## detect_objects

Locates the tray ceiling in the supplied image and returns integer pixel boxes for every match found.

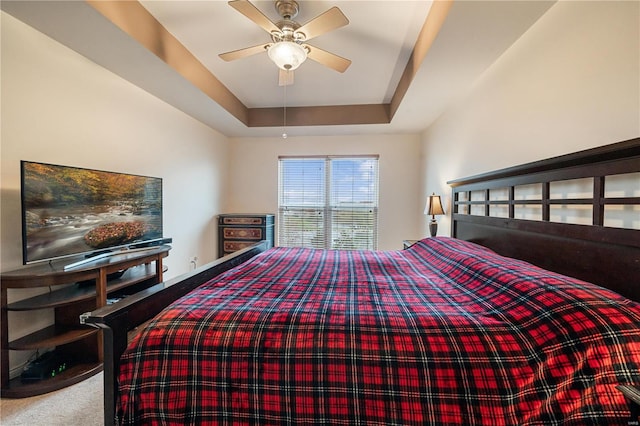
[1,0,556,137]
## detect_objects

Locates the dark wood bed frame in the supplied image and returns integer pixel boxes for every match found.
[83,137,640,425]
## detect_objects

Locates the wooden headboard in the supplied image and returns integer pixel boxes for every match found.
[448,138,640,303]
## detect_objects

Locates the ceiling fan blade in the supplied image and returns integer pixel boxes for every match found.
[228,0,280,35]
[295,7,349,41]
[219,43,271,62]
[305,44,351,73]
[279,69,294,86]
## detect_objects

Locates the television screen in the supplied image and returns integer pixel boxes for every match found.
[21,161,163,264]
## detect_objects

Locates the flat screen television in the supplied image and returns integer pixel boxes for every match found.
[21,161,164,268]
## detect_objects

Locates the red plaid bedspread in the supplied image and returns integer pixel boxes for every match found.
[117,237,640,425]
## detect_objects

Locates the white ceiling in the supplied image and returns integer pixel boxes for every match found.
[2,0,556,138]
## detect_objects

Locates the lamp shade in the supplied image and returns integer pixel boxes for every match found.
[424,193,445,217]
[268,41,307,71]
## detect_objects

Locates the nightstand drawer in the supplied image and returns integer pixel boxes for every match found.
[221,216,265,225]
[223,241,260,254]
[222,227,263,240]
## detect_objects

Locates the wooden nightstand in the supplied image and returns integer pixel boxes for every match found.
[218,214,274,258]
[403,240,418,249]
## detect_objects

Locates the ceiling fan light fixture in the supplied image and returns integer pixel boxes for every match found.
[268,41,307,71]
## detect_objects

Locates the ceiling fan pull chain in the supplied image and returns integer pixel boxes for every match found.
[282,79,288,139]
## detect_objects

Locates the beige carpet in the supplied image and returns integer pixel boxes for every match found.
[0,372,103,425]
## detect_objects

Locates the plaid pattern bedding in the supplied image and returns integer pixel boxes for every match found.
[117,237,640,425]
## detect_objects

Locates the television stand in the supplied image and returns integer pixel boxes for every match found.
[0,245,170,398]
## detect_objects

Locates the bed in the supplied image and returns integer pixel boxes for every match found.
[83,138,640,425]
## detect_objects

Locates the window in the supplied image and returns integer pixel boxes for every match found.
[278,156,379,250]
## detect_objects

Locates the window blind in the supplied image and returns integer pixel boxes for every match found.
[278,156,379,250]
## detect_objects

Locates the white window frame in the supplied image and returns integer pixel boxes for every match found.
[278,155,379,250]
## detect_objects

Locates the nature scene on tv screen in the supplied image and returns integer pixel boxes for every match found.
[22,162,162,263]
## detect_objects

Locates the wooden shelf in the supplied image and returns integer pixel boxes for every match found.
[1,361,102,398]
[6,263,160,311]
[8,325,98,351]
[1,245,170,398]
[105,263,167,296]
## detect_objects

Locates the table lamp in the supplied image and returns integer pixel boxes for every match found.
[425,193,445,237]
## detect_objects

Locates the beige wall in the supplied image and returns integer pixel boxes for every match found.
[226,134,423,249]
[420,0,640,237]
[1,13,229,372]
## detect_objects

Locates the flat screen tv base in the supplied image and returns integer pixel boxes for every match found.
[62,237,173,271]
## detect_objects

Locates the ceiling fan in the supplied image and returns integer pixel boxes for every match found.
[219,0,351,86]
